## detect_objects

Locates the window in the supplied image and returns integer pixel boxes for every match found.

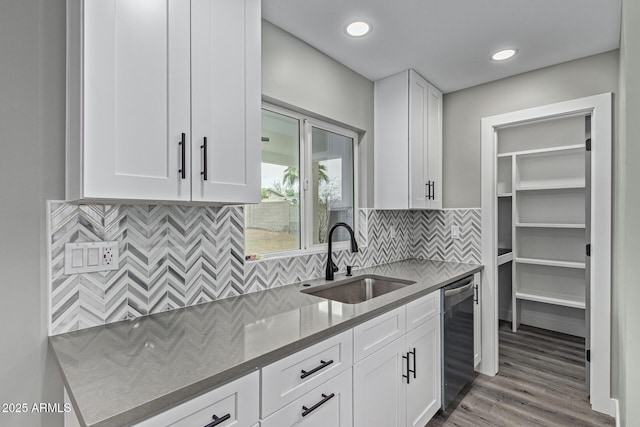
[245,106,357,256]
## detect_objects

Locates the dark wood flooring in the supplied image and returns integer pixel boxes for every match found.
[429,322,615,427]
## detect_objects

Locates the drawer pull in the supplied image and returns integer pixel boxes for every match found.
[300,359,334,379]
[204,413,230,427]
[301,393,335,417]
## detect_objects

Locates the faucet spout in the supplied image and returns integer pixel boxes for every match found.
[325,222,359,281]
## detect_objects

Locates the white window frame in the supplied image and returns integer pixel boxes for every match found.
[253,103,359,259]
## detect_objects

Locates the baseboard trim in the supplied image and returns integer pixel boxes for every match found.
[612,398,620,426]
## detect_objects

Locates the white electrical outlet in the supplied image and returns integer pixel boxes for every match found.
[64,242,119,274]
[451,225,461,240]
[390,225,396,239]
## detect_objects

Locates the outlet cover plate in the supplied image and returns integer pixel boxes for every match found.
[451,225,461,239]
[64,242,119,274]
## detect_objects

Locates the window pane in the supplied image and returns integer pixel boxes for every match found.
[311,126,355,245]
[245,110,301,255]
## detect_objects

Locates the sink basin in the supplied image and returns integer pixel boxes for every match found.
[301,275,416,304]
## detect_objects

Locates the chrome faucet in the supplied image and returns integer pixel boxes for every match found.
[325,222,359,281]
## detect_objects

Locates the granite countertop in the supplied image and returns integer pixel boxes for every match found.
[49,258,483,427]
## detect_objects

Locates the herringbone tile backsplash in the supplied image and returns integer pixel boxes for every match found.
[48,202,480,335]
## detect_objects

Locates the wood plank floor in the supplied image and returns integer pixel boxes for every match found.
[428,322,614,427]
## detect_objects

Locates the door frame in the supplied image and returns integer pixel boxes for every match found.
[479,93,613,416]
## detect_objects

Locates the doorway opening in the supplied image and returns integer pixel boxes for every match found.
[479,93,613,416]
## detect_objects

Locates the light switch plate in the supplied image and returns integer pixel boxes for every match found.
[64,242,119,274]
[451,225,461,239]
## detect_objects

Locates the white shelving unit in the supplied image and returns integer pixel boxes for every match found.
[516,223,585,229]
[483,94,613,414]
[496,116,587,333]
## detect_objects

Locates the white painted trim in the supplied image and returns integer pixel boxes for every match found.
[613,398,620,427]
[480,93,613,415]
[46,200,53,337]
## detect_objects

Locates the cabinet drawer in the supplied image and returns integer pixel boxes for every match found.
[261,368,352,427]
[353,306,406,363]
[406,291,440,331]
[261,330,352,418]
[134,371,259,427]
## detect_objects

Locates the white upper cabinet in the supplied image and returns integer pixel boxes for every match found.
[374,70,443,210]
[66,0,261,204]
[191,0,261,203]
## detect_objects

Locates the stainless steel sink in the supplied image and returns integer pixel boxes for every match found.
[301,275,415,304]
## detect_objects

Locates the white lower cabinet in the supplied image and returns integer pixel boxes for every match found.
[353,306,406,363]
[353,304,441,427]
[353,335,407,427]
[134,371,259,427]
[261,330,352,418]
[406,316,441,427]
[261,368,353,427]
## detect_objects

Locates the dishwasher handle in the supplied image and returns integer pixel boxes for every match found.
[444,281,473,298]
[442,276,474,311]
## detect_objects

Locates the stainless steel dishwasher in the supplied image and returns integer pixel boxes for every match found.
[441,275,475,411]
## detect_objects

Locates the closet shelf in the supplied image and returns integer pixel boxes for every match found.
[498,250,513,266]
[515,257,585,269]
[497,143,585,158]
[515,291,586,310]
[515,184,585,191]
[497,193,512,198]
[515,222,585,229]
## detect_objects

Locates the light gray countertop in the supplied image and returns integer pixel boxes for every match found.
[49,258,482,427]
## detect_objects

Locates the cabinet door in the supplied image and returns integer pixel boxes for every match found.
[261,368,352,427]
[353,338,406,427]
[405,316,441,427]
[82,0,191,201]
[408,70,429,209]
[191,0,261,204]
[426,83,443,209]
[474,272,482,367]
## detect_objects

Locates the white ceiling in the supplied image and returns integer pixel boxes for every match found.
[262,0,621,93]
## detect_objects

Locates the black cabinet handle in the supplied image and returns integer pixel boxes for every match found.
[300,359,334,379]
[432,181,436,200]
[410,348,416,379]
[301,393,335,417]
[402,352,410,384]
[204,413,230,427]
[474,284,479,304]
[201,137,208,181]
[178,133,186,179]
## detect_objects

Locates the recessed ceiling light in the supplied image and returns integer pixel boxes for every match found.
[491,49,517,61]
[345,21,371,37]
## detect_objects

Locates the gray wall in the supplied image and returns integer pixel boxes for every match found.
[0,0,66,426]
[442,50,619,208]
[262,20,375,208]
[615,0,640,423]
